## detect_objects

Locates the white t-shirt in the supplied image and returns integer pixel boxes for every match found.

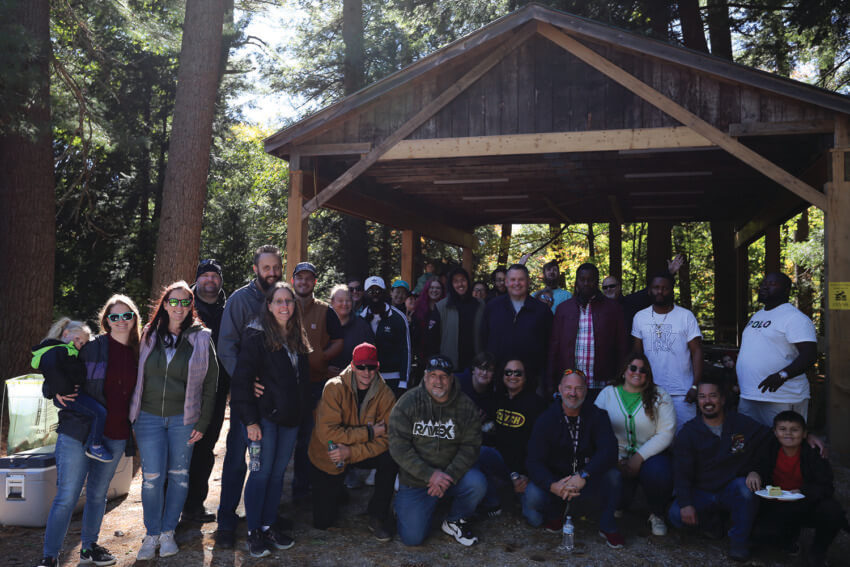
[632,305,702,395]
[737,302,816,403]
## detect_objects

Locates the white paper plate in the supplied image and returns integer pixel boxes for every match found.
[755,488,805,501]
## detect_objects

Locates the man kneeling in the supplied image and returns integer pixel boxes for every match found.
[389,355,485,546]
[308,343,398,541]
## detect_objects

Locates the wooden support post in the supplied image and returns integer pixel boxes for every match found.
[646,221,672,275]
[827,116,850,463]
[401,230,416,286]
[713,221,738,344]
[609,222,622,281]
[497,224,512,267]
[462,246,474,276]
[764,225,781,273]
[736,243,750,342]
[286,158,308,278]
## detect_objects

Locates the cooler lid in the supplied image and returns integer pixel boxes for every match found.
[0,452,56,469]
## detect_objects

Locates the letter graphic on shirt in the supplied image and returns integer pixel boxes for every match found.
[647,323,675,353]
[412,419,456,439]
[495,409,526,428]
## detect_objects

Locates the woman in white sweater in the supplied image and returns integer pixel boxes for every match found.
[594,352,676,536]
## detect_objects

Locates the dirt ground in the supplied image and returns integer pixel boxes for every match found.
[4,411,850,567]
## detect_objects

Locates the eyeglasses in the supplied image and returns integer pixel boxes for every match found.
[628,364,649,374]
[562,368,587,378]
[601,284,619,290]
[167,298,193,307]
[474,364,494,373]
[349,285,363,292]
[504,369,524,377]
[366,288,383,295]
[107,311,135,322]
[355,364,378,371]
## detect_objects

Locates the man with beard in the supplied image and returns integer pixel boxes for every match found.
[486,267,507,302]
[533,260,572,313]
[524,370,621,547]
[183,259,228,522]
[668,377,769,562]
[290,262,344,503]
[482,264,552,388]
[736,272,817,427]
[632,271,703,429]
[361,276,411,396]
[215,245,283,547]
[547,263,628,400]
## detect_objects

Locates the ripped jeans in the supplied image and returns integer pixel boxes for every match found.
[133,411,196,535]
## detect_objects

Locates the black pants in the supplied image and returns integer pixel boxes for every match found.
[293,382,323,499]
[184,375,229,512]
[309,451,398,529]
[756,497,848,554]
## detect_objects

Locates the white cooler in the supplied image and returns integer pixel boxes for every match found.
[0,444,133,527]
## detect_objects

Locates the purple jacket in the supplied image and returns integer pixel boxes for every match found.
[547,294,628,394]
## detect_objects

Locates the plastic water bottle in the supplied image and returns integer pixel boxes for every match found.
[328,440,344,469]
[248,440,261,472]
[561,515,575,552]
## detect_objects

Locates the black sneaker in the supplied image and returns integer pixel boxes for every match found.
[368,516,392,543]
[247,530,271,558]
[36,558,57,567]
[263,526,295,550]
[441,518,478,546]
[214,528,235,549]
[80,542,116,566]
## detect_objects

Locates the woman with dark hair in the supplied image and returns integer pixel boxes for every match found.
[436,267,484,372]
[477,359,546,517]
[411,278,444,362]
[594,353,676,537]
[37,295,142,567]
[130,281,218,560]
[230,281,311,557]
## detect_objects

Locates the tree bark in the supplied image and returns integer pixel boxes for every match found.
[678,0,708,53]
[706,0,733,60]
[0,0,55,380]
[497,223,513,266]
[794,209,813,318]
[150,0,225,295]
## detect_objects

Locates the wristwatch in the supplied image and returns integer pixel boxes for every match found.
[778,370,790,380]
[578,470,590,480]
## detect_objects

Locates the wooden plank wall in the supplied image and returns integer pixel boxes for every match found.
[307,35,833,147]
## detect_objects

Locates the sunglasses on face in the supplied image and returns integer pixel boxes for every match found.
[474,365,494,373]
[504,369,524,377]
[167,298,192,307]
[349,285,363,292]
[366,288,383,295]
[628,364,649,374]
[107,311,135,322]
[601,284,619,290]
[355,364,378,371]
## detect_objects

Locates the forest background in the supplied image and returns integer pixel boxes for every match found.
[1,0,848,383]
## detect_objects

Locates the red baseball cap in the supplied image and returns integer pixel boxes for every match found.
[351,343,379,367]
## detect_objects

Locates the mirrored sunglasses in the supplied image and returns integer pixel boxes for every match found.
[107,311,135,322]
[167,298,192,307]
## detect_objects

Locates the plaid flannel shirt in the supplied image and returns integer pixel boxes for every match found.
[575,302,598,387]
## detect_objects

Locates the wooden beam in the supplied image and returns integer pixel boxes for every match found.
[537,23,828,211]
[764,225,781,273]
[543,196,574,224]
[728,119,834,138]
[735,242,750,342]
[734,191,806,248]
[326,189,475,249]
[401,230,416,286]
[379,127,714,160]
[647,221,672,274]
[462,246,474,275]
[301,22,537,218]
[291,142,371,157]
[285,165,308,278]
[827,115,850,463]
[607,194,624,225]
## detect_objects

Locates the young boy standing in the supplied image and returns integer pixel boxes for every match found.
[746,411,848,566]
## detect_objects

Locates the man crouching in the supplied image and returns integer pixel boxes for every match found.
[308,342,397,541]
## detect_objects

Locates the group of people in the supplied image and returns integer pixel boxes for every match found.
[30,245,847,566]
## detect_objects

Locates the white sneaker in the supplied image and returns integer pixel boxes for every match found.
[613,509,624,518]
[365,468,377,486]
[649,514,667,536]
[137,535,159,561]
[159,530,179,557]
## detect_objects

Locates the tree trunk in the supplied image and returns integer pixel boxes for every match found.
[150,0,225,295]
[706,0,733,60]
[587,223,596,259]
[794,209,813,318]
[497,224,512,266]
[0,0,55,381]
[712,221,737,343]
[678,0,708,53]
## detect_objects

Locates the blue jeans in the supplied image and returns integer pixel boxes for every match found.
[64,393,108,450]
[611,453,673,517]
[43,433,126,558]
[243,419,298,531]
[523,468,620,533]
[668,476,758,546]
[477,445,526,510]
[217,413,247,531]
[133,411,195,535]
[394,468,487,546]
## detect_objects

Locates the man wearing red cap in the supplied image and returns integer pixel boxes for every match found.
[308,343,398,541]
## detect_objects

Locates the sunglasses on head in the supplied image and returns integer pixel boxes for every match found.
[167,298,192,307]
[107,311,135,322]
[355,364,378,371]
[628,364,648,374]
[504,369,524,377]
[601,284,619,290]
[562,368,587,378]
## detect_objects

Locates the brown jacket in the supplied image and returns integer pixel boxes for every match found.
[308,365,396,475]
[299,295,332,383]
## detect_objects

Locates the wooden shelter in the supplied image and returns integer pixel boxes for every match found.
[265,4,850,459]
